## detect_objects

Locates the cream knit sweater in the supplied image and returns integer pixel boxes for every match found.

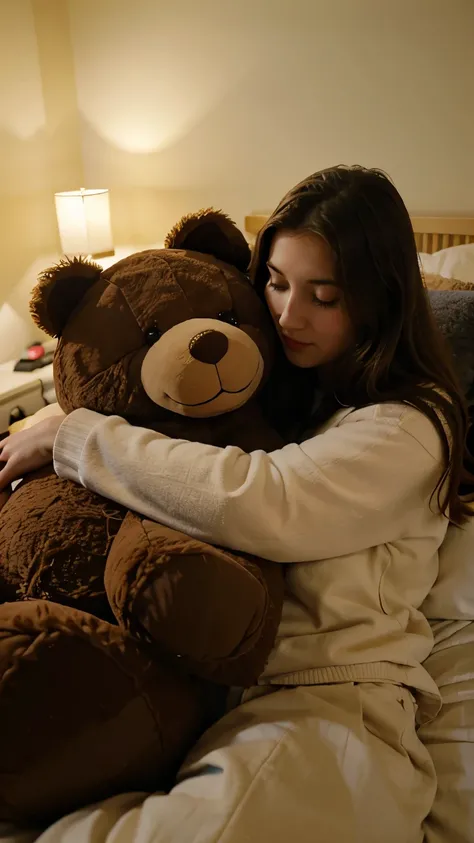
[54,401,448,721]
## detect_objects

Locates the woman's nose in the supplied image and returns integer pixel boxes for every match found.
[279,298,306,331]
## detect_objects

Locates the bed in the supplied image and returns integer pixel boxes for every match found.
[2,215,474,843]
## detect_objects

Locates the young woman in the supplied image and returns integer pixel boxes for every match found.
[1,166,472,843]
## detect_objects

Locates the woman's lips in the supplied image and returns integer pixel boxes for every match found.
[282,334,313,353]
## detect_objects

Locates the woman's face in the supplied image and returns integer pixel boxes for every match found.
[264,230,354,369]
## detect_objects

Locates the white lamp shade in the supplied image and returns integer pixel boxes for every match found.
[54,188,114,257]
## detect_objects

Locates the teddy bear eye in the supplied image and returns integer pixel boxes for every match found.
[217,310,239,328]
[145,326,163,345]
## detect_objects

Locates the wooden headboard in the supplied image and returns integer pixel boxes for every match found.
[410,217,474,253]
[244,214,474,255]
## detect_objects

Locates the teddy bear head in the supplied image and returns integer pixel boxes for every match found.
[31,210,275,424]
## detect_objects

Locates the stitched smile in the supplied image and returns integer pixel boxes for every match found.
[165,360,262,408]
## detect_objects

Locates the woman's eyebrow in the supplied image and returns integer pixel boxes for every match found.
[266,260,284,276]
[266,261,337,285]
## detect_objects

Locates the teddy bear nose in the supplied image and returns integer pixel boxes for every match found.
[189,329,229,364]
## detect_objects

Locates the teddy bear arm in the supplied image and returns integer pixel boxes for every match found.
[104,511,284,687]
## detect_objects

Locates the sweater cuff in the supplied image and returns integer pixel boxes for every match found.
[53,408,106,485]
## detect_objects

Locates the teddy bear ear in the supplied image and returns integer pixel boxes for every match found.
[30,256,103,337]
[164,208,251,273]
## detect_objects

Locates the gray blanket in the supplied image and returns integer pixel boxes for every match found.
[429,290,474,402]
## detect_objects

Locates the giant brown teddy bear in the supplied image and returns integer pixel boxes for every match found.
[0,210,284,826]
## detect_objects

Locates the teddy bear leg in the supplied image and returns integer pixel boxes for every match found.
[0,599,218,828]
[104,512,284,687]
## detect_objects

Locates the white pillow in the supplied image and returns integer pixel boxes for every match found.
[422,516,474,620]
[419,243,474,283]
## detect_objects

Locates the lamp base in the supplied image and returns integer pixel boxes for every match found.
[91,249,115,259]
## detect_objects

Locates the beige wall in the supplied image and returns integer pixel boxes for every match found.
[0,0,83,363]
[1,0,473,362]
[67,0,474,244]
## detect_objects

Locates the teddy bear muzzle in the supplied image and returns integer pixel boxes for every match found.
[141,317,264,418]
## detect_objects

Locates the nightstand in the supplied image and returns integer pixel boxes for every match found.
[0,350,56,436]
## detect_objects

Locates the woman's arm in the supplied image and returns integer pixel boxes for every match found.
[52,404,443,563]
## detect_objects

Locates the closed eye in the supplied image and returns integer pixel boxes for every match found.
[267,280,286,292]
[311,295,339,309]
[267,280,339,309]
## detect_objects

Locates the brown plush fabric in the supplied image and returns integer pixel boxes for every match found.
[31,257,102,337]
[165,207,251,272]
[0,210,284,825]
[0,600,221,826]
[0,467,122,620]
[105,516,284,686]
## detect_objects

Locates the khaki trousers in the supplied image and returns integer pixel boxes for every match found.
[27,682,437,843]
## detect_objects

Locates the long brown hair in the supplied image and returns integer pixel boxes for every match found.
[250,165,474,524]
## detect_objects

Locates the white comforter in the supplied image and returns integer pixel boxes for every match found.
[420,517,474,843]
[2,519,474,843]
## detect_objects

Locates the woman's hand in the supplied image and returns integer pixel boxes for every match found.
[0,412,66,490]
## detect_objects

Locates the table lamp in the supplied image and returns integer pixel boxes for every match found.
[54,188,114,258]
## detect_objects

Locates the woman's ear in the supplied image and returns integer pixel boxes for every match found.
[165,208,251,273]
[30,257,103,337]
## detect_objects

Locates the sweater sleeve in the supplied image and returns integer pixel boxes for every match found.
[53,406,442,563]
